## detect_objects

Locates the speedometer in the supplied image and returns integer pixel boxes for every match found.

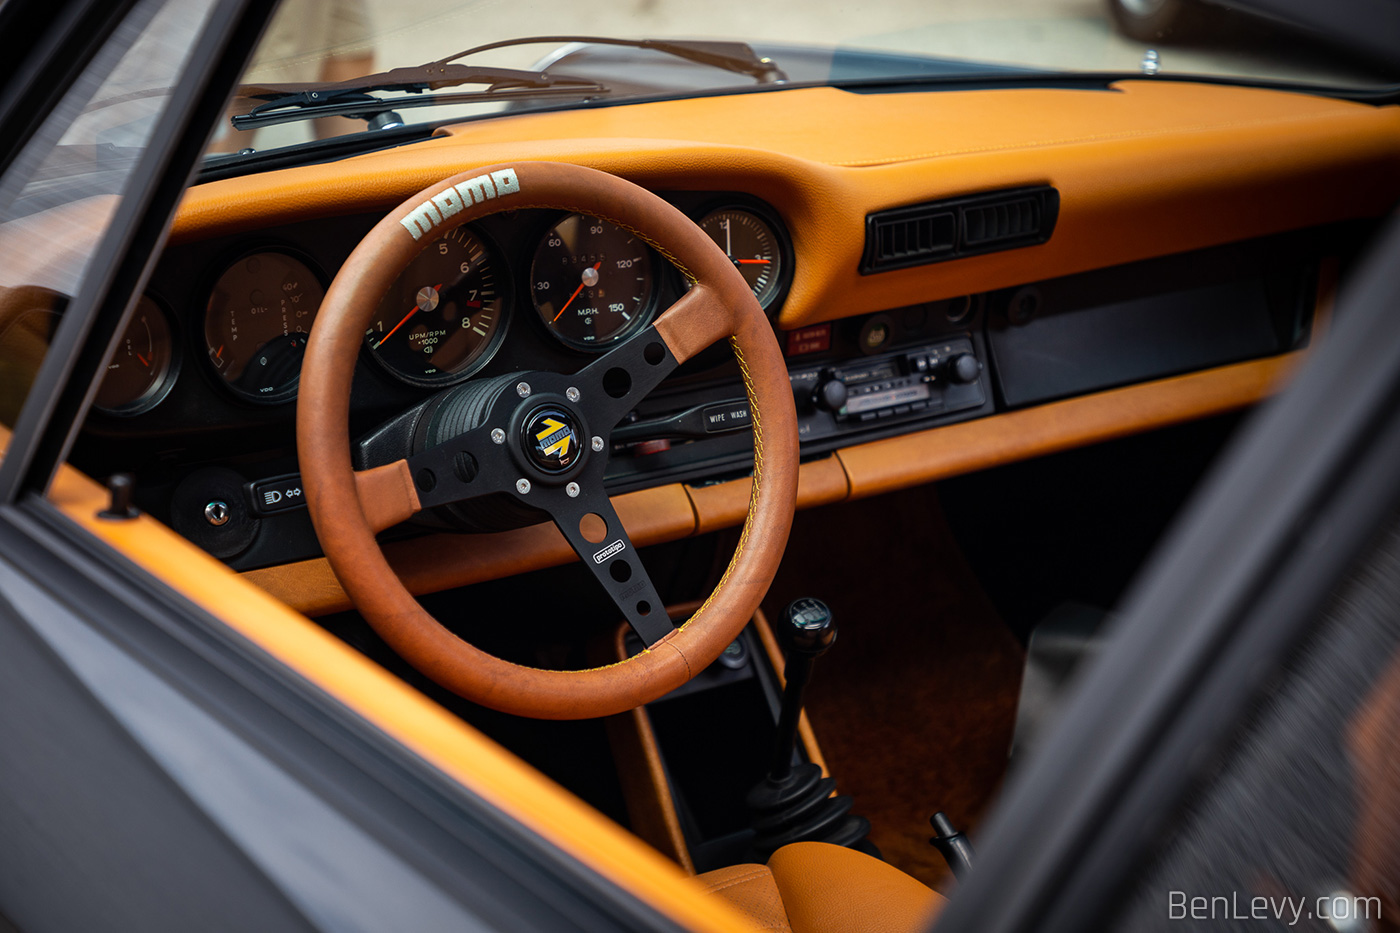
[530,214,658,351]
[365,226,508,386]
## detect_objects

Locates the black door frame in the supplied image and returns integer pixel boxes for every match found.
[0,0,276,503]
[0,3,695,930]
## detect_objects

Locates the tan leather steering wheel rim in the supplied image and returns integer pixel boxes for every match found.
[298,162,798,719]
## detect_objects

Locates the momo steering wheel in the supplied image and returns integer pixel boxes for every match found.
[297,162,798,719]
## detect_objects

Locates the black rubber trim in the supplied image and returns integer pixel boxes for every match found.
[934,209,1400,933]
[1,492,688,932]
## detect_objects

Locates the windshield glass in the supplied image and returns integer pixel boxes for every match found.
[211,0,1399,157]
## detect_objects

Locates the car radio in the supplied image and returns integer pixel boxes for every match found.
[788,336,987,442]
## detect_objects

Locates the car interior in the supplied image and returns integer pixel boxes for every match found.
[7,2,1400,929]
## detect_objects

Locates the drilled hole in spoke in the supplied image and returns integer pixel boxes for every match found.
[603,367,632,398]
[644,342,665,365]
[610,559,631,583]
[637,600,652,616]
[579,512,607,544]
[453,451,478,483]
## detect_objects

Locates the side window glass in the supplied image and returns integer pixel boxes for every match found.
[0,0,216,428]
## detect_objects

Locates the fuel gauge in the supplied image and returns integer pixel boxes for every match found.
[94,294,177,416]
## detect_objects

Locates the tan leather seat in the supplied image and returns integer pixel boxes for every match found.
[697,842,946,933]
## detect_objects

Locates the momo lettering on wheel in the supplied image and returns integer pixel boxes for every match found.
[399,168,521,241]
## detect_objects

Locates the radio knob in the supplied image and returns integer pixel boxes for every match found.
[943,353,982,385]
[815,377,848,412]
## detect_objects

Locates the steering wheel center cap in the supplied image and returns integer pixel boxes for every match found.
[521,406,583,474]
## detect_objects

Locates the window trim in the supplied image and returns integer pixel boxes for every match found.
[0,0,140,177]
[0,0,279,503]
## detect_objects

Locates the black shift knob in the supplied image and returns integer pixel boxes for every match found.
[784,597,836,656]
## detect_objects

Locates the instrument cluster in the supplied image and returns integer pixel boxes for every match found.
[90,193,793,421]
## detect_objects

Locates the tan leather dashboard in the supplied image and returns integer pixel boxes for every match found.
[164,78,1396,613]
[177,80,1400,333]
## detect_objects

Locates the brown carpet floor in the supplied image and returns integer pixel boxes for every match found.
[760,483,1025,894]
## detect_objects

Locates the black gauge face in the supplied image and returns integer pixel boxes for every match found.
[94,295,176,415]
[366,226,506,386]
[204,251,323,403]
[530,214,658,350]
[698,208,785,310]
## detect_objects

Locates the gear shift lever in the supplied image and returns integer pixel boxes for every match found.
[768,597,837,780]
[746,598,875,859]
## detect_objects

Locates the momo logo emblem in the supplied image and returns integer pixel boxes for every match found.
[535,417,573,459]
[522,407,581,473]
[399,168,521,241]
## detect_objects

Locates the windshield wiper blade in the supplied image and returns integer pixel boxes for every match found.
[431,36,788,85]
[230,63,608,131]
[229,36,783,134]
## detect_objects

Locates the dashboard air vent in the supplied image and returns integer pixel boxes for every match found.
[861,186,1059,274]
[870,209,957,269]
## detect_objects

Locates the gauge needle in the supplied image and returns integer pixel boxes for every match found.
[735,259,771,265]
[552,263,602,323]
[136,353,150,367]
[376,283,442,349]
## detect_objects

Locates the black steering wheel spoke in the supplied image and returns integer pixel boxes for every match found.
[404,423,514,510]
[546,486,674,646]
[576,326,679,432]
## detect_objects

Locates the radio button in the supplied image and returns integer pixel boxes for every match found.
[815,377,849,413]
[943,352,983,385]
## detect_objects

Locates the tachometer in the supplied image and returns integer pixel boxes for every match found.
[365,226,507,386]
[698,207,787,311]
[204,251,323,403]
[530,214,658,350]
[94,294,177,416]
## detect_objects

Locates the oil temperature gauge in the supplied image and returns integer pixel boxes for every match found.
[203,250,323,403]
